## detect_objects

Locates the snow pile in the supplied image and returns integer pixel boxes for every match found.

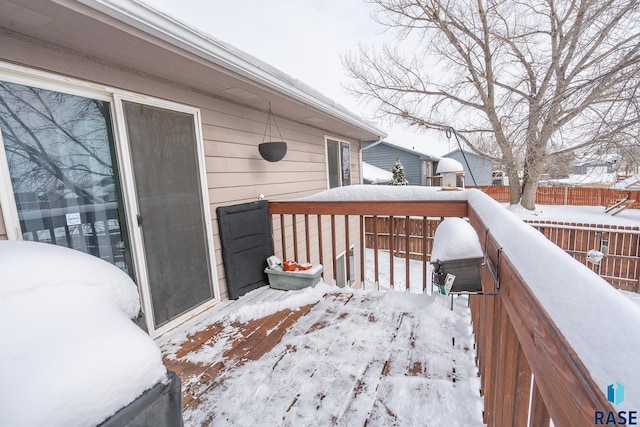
[506,202,544,218]
[227,282,341,323]
[0,241,167,427]
[431,218,483,261]
[0,239,140,318]
[362,162,392,184]
[620,289,640,308]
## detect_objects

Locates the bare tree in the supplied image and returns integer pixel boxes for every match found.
[345,0,640,209]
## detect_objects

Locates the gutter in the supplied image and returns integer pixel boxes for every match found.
[360,138,385,151]
[76,0,387,139]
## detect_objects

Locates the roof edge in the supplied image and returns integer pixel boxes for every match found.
[76,0,387,139]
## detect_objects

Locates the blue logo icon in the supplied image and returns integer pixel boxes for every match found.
[608,382,625,406]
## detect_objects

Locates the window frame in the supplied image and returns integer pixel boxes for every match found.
[325,136,351,189]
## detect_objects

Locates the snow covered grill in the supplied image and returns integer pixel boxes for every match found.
[432,257,484,294]
[430,217,485,294]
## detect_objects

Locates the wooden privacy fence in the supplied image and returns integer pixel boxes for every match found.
[527,221,640,292]
[475,185,640,208]
[365,217,640,292]
[269,198,616,426]
[363,216,441,261]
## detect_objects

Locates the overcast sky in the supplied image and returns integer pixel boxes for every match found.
[143,0,451,155]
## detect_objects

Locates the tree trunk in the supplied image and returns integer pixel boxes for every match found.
[520,179,538,210]
[508,171,522,205]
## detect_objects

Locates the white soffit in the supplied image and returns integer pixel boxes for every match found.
[76,0,387,140]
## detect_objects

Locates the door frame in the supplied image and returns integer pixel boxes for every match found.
[113,93,220,336]
[0,61,220,337]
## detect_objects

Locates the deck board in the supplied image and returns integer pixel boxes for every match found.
[158,288,484,426]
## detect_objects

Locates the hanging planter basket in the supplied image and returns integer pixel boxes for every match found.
[259,141,287,162]
[259,104,287,162]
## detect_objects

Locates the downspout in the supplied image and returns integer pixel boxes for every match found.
[359,138,384,184]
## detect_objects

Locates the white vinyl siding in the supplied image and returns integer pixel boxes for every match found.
[0,31,363,299]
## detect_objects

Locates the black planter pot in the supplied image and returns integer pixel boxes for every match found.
[259,141,287,162]
[98,371,183,427]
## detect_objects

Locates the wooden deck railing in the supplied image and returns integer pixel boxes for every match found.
[268,200,467,289]
[364,216,640,292]
[269,195,620,427]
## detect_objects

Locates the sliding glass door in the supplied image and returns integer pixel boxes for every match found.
[0,80,132,275]
[0,77,217,332]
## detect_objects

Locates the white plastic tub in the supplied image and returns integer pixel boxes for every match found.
[264,265,323,290]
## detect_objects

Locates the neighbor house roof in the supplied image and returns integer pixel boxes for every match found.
[444,148,493,161]
[363,140,441,161]
[73,0,387,141]
[362,162,392,184]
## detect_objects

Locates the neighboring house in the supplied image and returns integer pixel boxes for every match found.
[361,141,440,186]
[362,162,392,185]
[542,154,621,187]
[443,149,493,186]
[0,0,385,336]
[612,174,640,190]
[573,154,620,175]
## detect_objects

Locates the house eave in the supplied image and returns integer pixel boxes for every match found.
[76,0,387,141]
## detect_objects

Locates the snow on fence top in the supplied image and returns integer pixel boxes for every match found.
[297,185,640,410]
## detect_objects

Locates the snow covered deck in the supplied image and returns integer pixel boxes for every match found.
[267,187,640,426]
[157,186,640,426]
[158,285,484,426]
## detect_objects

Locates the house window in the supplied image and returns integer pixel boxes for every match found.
[326,138,350,188]
[0,80,133,275]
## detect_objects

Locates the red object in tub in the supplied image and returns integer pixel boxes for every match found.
[298,263,312,271]
[282,260,297,271]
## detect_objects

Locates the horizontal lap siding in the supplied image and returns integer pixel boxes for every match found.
[362,144,422,185]
[0,32,360,299]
